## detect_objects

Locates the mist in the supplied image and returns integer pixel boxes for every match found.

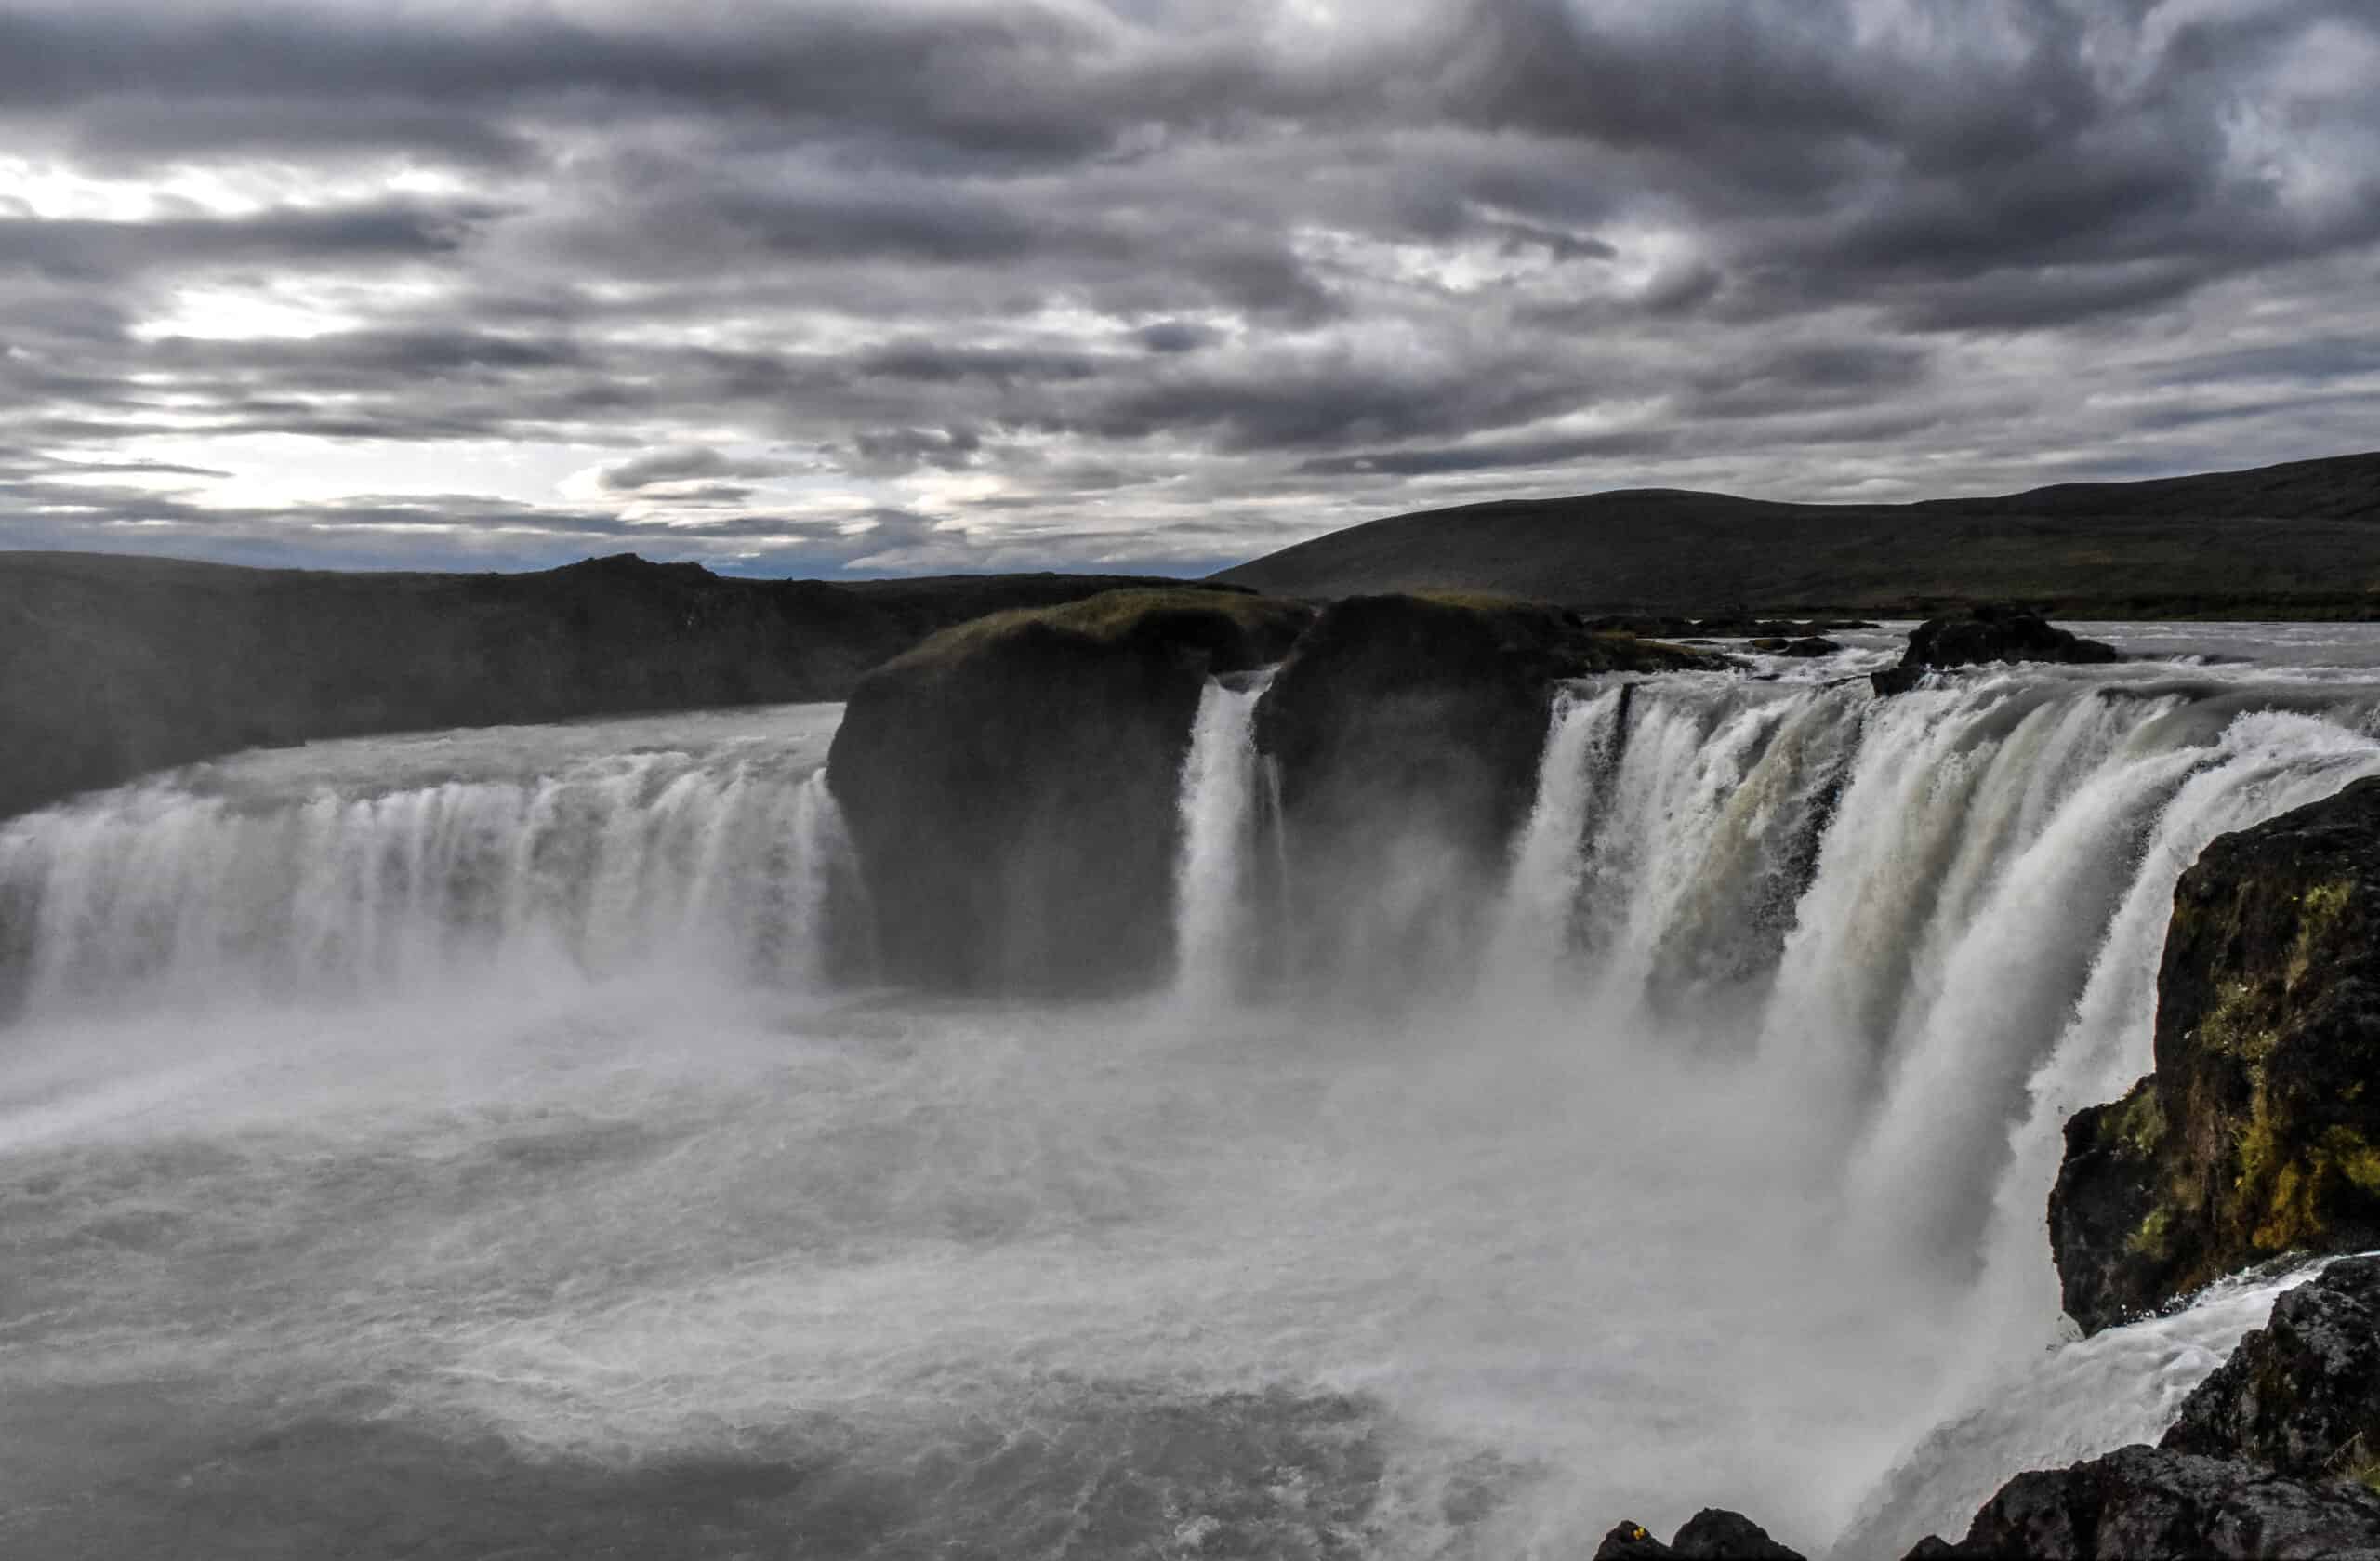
[8,629,2380,1555]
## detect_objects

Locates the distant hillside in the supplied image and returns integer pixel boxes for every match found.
[0,552,1236,820]
[1215,452,2380,616]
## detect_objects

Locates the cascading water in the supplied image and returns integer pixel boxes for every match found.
[1172,674,1271,1003]
[14,633,2380,1559]
[0,704,856,1016]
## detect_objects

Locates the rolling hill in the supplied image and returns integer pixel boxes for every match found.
[1214,452,2380,617]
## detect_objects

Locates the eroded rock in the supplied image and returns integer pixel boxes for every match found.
[2164,1256,2380,1480]
[1905,1444,2380,1559]
[1251,593,1714,986]
[826,588,1311,993]
[2051,777,2380,1332]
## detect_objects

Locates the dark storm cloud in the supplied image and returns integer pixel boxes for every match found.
[597,447,800,493]
[0,202,487,281]
[2,0,2376,575]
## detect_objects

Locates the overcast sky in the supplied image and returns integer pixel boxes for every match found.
[2,0,2375,577]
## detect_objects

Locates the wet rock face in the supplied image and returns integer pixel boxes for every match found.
[2164,1256,2380,1480]
[1593,1509,1806,1559]
[2051,776,2380,1332]
[1872,604,2119,694]
[826,589,1311,994]
[1255,595,1554,866]
[1250,594,1714,986]
[1905,1444,2380,1560]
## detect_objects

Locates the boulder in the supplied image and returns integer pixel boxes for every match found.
[1903,1444,2380,1559]
[2164,1256,2380,1480]
[826,589,1311,993]
[2051,777,2380,1332]
[1872,605,2119,695]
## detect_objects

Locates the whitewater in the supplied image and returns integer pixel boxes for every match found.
[8,626,2380,1557]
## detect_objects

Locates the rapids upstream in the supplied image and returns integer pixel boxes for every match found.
[8,631,2380,1556]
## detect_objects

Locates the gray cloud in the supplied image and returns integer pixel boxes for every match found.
[0,0,2374,576]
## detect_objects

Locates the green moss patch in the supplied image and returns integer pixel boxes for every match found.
[884,589,1310,674]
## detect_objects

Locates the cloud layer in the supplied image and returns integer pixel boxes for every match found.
[3,0,2376,575]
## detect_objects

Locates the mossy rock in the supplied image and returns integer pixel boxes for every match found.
[2052,776,2380,1332]
[828,589,1313,994]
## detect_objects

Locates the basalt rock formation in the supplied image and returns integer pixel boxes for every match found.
[0,549,1234,823]
[824,588,1712,997]
[2051,777,2380,1334]
[1251,594,1715,984]
[826,589,1312,993]
[1871,604,2120,694]
[1909,1259,2380,1555]
[1904,1443,2380,1559]
[2163,1256,2380,1480]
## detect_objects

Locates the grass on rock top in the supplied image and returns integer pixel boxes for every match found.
[880,588,1310,673]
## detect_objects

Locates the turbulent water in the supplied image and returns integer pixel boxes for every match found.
[9,636,2380,1557]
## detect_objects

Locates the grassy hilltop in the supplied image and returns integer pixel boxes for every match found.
[1215,451,2380,619]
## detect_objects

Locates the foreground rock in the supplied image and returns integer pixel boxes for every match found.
[827,589,1311,992]
[2164,1256,2380,1479]
[2052,777,2380,1333]
[1593,1509,1806,1557]
[0,549,1228,822]
[1253,593,1716,984]
[1906,1443,2380,1559]
[1872,604,2120,694]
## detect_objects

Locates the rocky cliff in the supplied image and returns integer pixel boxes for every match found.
[1250,594,1715,988]
[826,589,1313,993]
[2052,776,2380,1333]
[826,589,1714,997]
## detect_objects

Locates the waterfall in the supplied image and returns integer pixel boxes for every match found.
[24,648,2380,1559]
[1491,672,2380,1263]
[1172,675,1270,1004]
[1488,683,1630,978]
[0,740,856,1016]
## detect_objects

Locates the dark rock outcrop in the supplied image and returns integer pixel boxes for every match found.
[2052,777,2380,1332]
[1593,1509,1807,1558]
[826,589,1312,993]
[1748,636,1843,657]
[1251,593,1714,985]
[2164,1256,2380,1479]
[1912,1260,2380,1554]
[1905,1444,2380,1559]
[1256,593,1713,851]
[0,549,1238,822]
[1871,604,2120,694]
